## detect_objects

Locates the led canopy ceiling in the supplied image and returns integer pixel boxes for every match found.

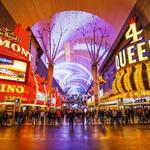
[32,11,116,95]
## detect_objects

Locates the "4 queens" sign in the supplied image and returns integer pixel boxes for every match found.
[115,17,150,70]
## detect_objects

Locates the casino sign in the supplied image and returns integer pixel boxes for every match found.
[0,24,36,104]
[112,18,150,98]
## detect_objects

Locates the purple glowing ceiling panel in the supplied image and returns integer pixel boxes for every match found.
[32,11,116,95]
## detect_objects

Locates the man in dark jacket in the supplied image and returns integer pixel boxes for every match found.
[17,110,23,126]
[68,110,75,129]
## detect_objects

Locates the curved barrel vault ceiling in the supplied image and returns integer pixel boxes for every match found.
[2,0,137,32]
[32,11,115,94]
[1,0,137,95]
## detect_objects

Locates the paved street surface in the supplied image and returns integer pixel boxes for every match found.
[0,125,150,150]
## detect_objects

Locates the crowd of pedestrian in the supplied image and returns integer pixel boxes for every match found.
[65,107,150,128]
[97,108,150,126]
[14,109,63,126]
[1,107,150,128]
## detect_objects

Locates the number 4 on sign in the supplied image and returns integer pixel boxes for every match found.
[125,20,143,43]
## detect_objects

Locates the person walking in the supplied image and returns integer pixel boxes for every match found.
[98,109,105,126]
[68,110,75,129]
[51,110,56,126]
[81,110,85,125]
[33,110,39,126]
[40,110,45,125]
[17,109,24,126]
[0,110,2,126]
[130,108,134,124]
[91,109,95,124]
[48,110,52,125]
[117,110,123,126]
[56,109,61,126]
[112,109,118,126]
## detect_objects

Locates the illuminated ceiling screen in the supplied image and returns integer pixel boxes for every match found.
[0,56,27,82]
[32,10,116,94]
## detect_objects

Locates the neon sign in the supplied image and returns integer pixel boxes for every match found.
[3,96,27,102]
[0,56,27,82]
[36,92,46,101]
[115,18,150,70]
[112,18,150,98]
[0,38,32,61]
[0,28,20,43]
[0,84,24,93]
[0,57,13,64]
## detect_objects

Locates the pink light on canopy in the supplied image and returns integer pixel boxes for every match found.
[31,11,116,95]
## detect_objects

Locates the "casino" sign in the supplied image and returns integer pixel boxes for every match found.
[0,84,24,93]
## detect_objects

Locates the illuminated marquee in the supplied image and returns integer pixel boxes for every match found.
[0,27,32,61]
[0,56,28,83]
[3,96,27,102]
[112,61,150,97]
[0,28,20,43]
[0,84,24,93]
[112,18,150,98]
[36,92,46,101]
[115,18,150,70]
[0,38,32,61]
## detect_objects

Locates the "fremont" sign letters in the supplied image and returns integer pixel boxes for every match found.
[0,37,32,61]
